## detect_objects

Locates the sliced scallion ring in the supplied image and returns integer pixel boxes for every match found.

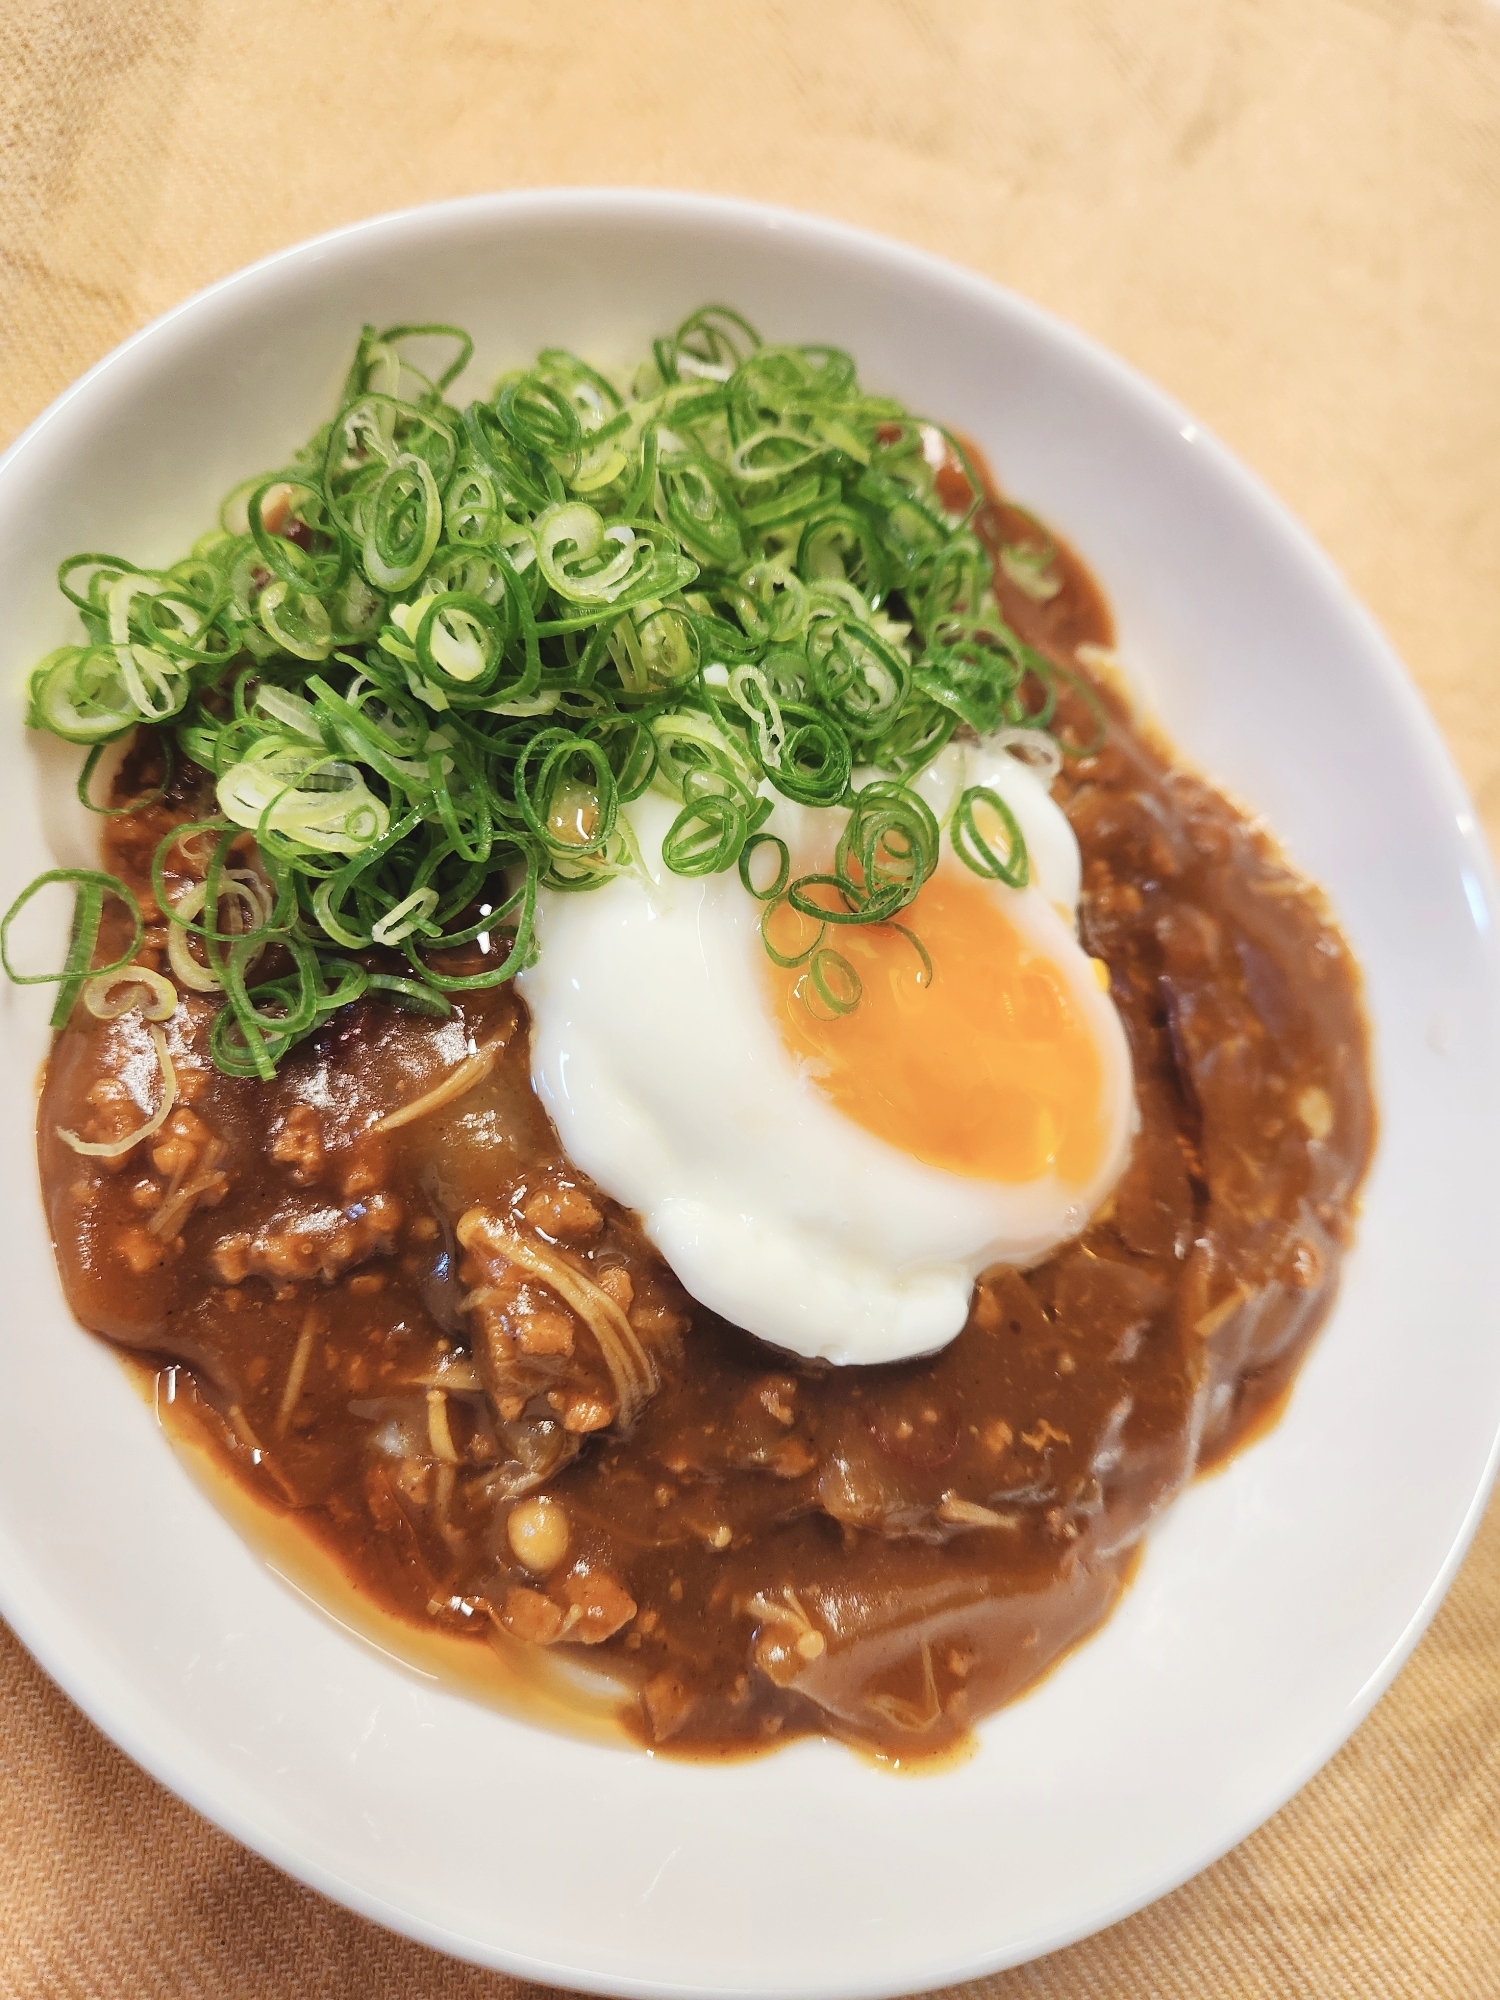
[952,784,1030,889]
[9,304,1081,1075]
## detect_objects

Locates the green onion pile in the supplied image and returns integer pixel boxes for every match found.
[5,306,1083,1077]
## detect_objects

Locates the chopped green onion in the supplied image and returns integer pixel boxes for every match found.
[953,785,1030,889]
[9,307,1077,1073]
[738,832,791,903]
[1,870,144,1028]
[805,946,862,1017]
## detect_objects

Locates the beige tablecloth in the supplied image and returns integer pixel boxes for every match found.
[3,2,1499,1993]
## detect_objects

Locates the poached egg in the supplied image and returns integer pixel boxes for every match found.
[518,740,1134,1366]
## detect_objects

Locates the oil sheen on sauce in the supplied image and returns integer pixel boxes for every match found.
[36,472,1375,1763]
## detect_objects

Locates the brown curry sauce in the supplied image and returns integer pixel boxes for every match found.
[35,481,1375,1762]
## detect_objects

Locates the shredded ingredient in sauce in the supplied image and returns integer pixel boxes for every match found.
[34,462,1373,1762]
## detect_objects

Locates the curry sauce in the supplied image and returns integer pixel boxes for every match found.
[35,489,1374,1761]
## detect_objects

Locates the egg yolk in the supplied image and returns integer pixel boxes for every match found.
[767,867,1108,1186]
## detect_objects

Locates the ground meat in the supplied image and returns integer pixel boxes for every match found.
[211,1189,403,1286]
[34,483,1373,1762]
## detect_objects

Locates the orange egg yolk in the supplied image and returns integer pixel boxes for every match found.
[766,867,1108,1186]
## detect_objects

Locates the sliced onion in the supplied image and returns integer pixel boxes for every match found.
[167,875,273,993]
[57,1023,176,1159]
[82,965,177,1022]
[989,725,1063,785]
[165,886,221,992]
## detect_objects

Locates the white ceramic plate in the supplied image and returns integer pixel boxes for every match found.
[1,192,1496,1997]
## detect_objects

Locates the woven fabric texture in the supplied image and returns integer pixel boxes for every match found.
[2,2,1498,1994]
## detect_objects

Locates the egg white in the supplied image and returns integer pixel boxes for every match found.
[518,741,1135,1366]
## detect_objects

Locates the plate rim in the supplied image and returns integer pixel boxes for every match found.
[1,185,1497,1997]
